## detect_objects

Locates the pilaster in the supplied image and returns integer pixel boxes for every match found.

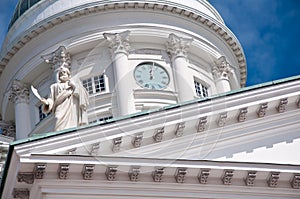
[166,34,194,102]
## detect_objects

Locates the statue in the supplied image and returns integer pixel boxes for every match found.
[39,63,89,131]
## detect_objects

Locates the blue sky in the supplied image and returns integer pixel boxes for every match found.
[1,0,300,86]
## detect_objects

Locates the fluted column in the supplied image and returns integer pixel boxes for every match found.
[212,56,234,93]
[167,33,194,103]
[9,80,31,140]
[104,31,136,117]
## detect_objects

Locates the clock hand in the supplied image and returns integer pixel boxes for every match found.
[149,65,154,80]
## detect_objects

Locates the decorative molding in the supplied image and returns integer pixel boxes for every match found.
[290,174,300,189]
[112,137,122,152]
[13,188,29,199]
[197,116,207,132]
[105,166,117,181]
[244,171,256,186]
[103,31,131,55]
[58,163,70,179]
[17,172,34,184]
[198,169,210,184]
[237,107,248,122]
[153,127,164,142]
[166,33,193,59]
[257,103,268,118]
[174,122,185,137]
[277,98,288,113]
[152,168,164,182]
[222,170,234,185]
[0,2,247,86]
[132,133,143,148]
[217,112,227,127]
[0,120,15,139]
[33,163,47,179]
[175,168,187,183]
[9,80,29,104]
[90,142,100,156]
[212,56,234,81]
[129,167,140,182]
[41,46,71,70]
[82,164,95,180]
[268,172,280,187]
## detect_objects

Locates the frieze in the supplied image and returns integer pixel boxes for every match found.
[175,168,187,183]
[153,127,164,142]
[82,164,95,180]
[268,172,280,187]
[237,107,248,122]
[13,188,29,199]
[174,122,185,137]
[112,137,122,152]
[198,169,210,184]
[257,103,268,118]
[129,167,140,181]
[17,172,34,184]
[132,133,143,148]
[152,168,164,182]
[58,163,70,179]
[106,166,118,181]
[34,163,47,179]
[222,170,234,185]
[244,171,256,186]
[217,112,227,127]
[197,116,207,132]
[277,98,288,113]
[290,174,300,189]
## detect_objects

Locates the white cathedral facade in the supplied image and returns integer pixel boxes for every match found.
[0,0,299,198]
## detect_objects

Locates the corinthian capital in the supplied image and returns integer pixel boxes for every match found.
[212,56,234,80]
[9,80,29,104]
[41,46,71,70]
[0,116,15,139]
[104,30,131,55]
[166,33,193,59]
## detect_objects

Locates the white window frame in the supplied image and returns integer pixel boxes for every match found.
[82,74,108,95]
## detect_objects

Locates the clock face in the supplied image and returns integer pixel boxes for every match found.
[134,62,170,90]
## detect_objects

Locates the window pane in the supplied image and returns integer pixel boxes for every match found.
[94,75,105,93]
[83,78,93,94]
[194,80,208,98]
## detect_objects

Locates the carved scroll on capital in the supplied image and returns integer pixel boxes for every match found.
[41,46,71,70]
[0,118,15,139]
[104,31,131,55]
[212,56,234,81]
[166,33,193,59]
[9,80,29,104]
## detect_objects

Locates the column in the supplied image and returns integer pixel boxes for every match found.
[166,33,194,103]
[212,56,233,93]
[9,80,31,140]
[104,31,136,117]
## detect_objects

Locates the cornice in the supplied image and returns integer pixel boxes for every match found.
[0,1,246,86]
[6,156,300,199]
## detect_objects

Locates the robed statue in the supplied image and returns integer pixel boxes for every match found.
[40,63,89,131]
